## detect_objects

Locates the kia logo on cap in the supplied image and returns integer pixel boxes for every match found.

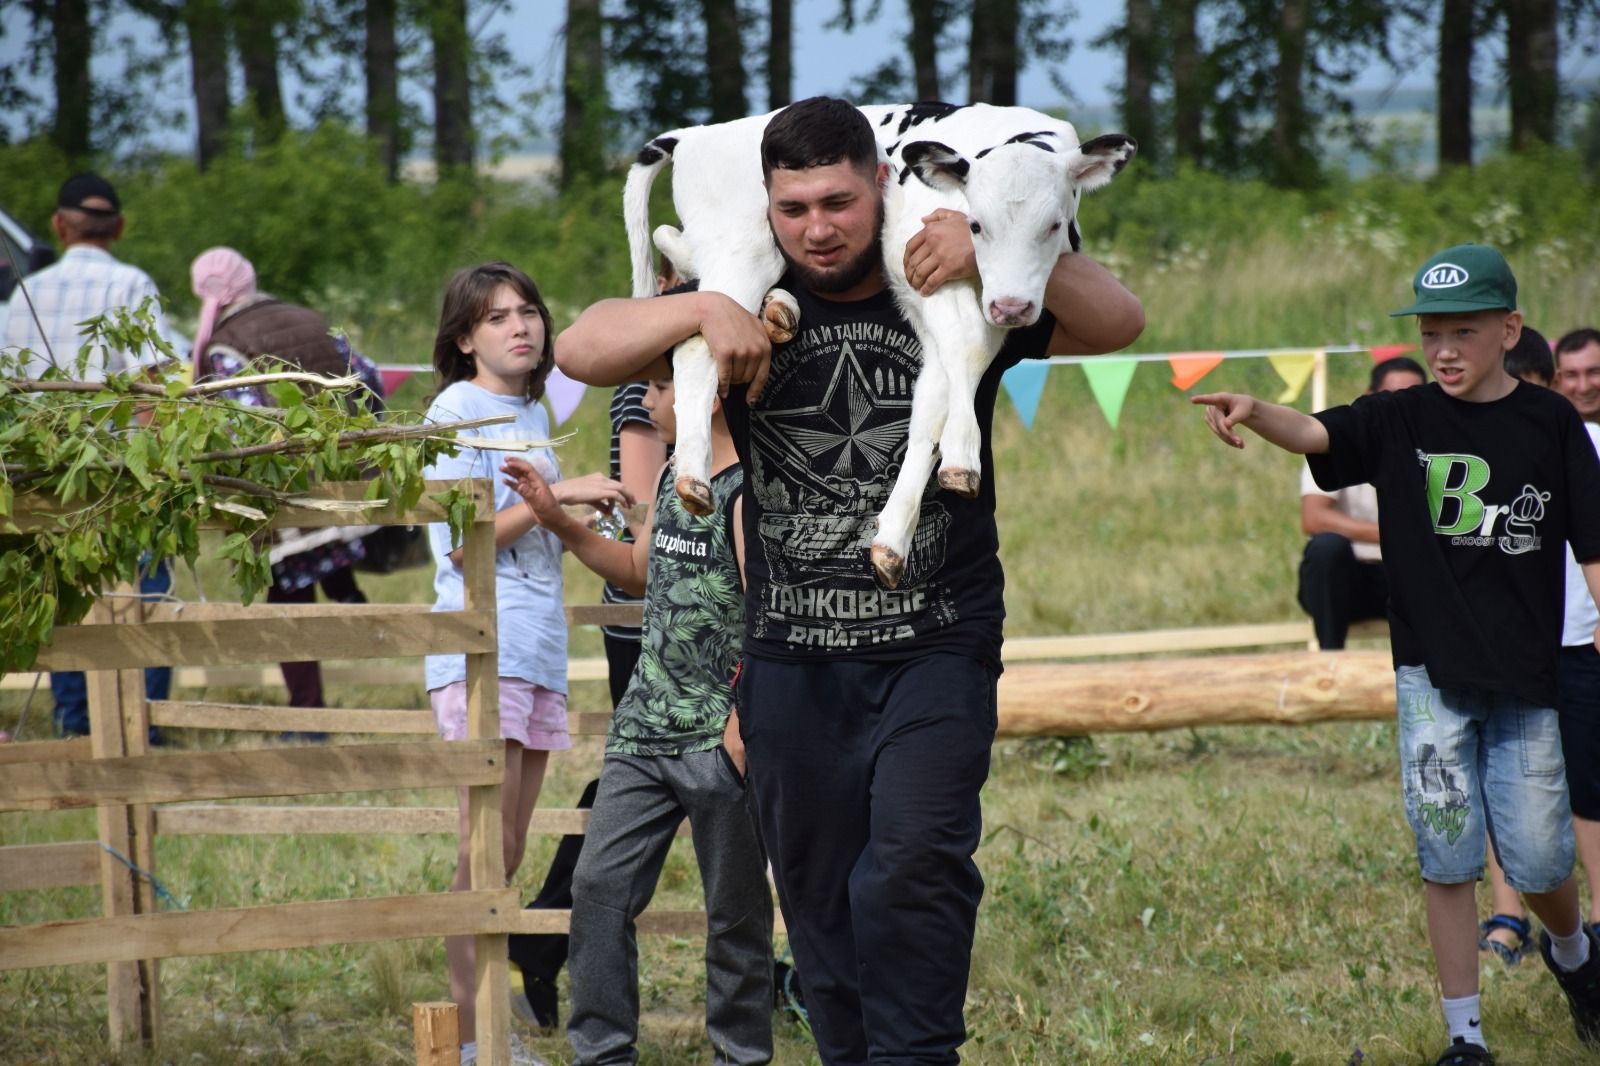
[1421,264,1469,289]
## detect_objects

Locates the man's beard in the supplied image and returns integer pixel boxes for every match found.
[771,200,886,295]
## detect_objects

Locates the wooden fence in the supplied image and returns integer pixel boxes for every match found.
[0,471,1398,1060]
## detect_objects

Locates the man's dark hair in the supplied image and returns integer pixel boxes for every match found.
[1504,324,1553,384]
[761,97,878,181]
[1369,356,1426,392]
[1556,327,1600,363]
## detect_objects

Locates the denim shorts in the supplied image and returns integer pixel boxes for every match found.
[1395,664,1574,891]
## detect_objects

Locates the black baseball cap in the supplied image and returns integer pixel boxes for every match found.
[57,172,121,216]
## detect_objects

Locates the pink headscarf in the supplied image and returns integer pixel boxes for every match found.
[190,246,257,377]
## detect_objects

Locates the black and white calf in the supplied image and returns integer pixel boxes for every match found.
[622,102,1135,587]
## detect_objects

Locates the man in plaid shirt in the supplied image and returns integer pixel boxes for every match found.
[3,171,178,738]
[3,172,178,379]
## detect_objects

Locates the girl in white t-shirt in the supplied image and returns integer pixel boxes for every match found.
[423,261,632,1063]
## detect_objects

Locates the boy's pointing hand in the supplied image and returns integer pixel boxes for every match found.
[1191,392,1256,449]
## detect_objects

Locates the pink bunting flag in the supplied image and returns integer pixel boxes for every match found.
[544,367,588,426]
[379,366,421,396]
[1167,352,1225,391]
[1369,343,1416,363]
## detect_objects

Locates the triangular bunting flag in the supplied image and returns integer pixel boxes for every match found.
[1168,352,1225,391]
[1081,359,1138,428]
[1268,350,1318,404]
[1001,362,1050,429]
[379,366,422,396]
[1369,343,1416,363]
[544,367,587,426]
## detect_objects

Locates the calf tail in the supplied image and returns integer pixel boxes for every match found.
[624,135,679,298]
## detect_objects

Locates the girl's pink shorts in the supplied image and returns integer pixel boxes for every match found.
[428,679,571,751]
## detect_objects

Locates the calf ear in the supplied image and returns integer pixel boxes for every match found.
[1064,134,1137,192]
[900,140,970,191]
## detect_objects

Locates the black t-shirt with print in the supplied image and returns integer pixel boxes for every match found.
[721,273,1054,672]
[1309,381,1600,707]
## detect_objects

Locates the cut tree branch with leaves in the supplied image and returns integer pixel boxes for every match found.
[0,301,550,675]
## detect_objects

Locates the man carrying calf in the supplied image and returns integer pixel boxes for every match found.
[556,97,1143,1064]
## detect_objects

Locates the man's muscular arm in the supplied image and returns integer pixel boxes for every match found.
[554,291,771,393]
[1041,253,1144,356]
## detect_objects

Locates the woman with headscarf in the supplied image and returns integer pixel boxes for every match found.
[191,246,377,735]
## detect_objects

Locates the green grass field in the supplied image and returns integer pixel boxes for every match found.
[7,214,1600,1063]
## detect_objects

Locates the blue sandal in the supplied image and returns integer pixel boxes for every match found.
[1478,913,1532,966]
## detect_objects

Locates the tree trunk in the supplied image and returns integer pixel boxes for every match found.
[235,0,284,132]
[908,0,941,100]
[430,0,474,175]
[1170,0,1202,166]
[560,0,607,189]
[1506,0,1559,149]
[186,0,231,170]
[701,0,746,122]
[1270,0,1313,187]
[366,0,401,181]
[768,0,791,108]
[1123,0,1156,165]
[1438,0,1473,167]
[968,0,1019,106]
[51,0,92,157]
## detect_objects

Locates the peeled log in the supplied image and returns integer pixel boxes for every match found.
[996,651,1394,736]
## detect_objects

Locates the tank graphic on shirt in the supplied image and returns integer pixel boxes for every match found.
[749,323,957,649]
[1418,450,1547,557]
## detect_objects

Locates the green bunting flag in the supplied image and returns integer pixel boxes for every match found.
[1080,359,1139,428]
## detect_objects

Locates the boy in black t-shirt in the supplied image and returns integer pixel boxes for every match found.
[1195,244,1600,1066]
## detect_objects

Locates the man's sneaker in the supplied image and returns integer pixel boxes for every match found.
[460,1033,550,1066]
[1540,924,1600,1045]
[1434,1039,1495,1065]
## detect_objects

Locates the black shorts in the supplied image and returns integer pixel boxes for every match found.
[1558,643,1600,820]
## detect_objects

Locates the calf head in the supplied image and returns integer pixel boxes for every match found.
[901,132,1136,328]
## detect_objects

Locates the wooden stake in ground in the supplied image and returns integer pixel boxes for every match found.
[413,1001,461,1066]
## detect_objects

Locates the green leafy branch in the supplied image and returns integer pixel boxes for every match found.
[0,301,531,675]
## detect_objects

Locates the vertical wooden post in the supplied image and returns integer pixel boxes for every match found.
[461,489,509,1065]
[413,1001,462,1066]
[121,583,162,1043]
[88,593,156,1050]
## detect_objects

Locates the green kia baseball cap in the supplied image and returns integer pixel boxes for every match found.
[1391,243,1518,316]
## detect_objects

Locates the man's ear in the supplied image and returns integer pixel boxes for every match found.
[1504,310,1525,352]
[109,216,125,242]
[51,211,68,243]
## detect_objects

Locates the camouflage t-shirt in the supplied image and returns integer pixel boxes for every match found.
[606,462,745,756]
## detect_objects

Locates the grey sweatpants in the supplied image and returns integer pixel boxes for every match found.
[567,749,774,1066]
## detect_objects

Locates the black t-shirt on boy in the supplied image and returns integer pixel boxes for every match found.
[1309,381,1600,707]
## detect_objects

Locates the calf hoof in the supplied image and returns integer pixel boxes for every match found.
[761,288,801,344]
[870,544,904,590]
[674,476,714,517]
[938,468,980,498]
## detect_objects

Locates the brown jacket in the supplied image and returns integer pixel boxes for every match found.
[207,294,344,376]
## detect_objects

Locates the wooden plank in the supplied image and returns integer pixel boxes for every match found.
[154,805,687,838]
[35,610,495,671]
[999,622,1320,662]
[0,888,520,970]
[0,736,92,764]
[996,650,1395,736]
[117,665,163,1046]
[565,604,644,628]
[0,842,101,891]
[413,1001,461,1066]
[12,480,492,533]
[4,656,611,691]
[0,740,503,812]
[570,712,613,737]
[141,602,434,623]
[149,702,437,734]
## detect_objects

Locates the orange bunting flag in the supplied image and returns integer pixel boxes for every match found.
[1369,343,1417,363]
[1168,352,1225,391]
[1268,350,1319,404]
